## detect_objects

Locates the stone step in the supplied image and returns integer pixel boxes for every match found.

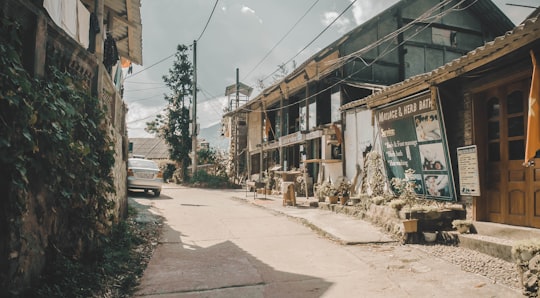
[456,233,514,262]
[457,221,540,262]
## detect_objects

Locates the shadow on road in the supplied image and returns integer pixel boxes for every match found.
[133,205,333,297]
[128,190,173,201]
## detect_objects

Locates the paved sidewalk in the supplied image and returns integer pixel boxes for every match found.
[238,193,395,245]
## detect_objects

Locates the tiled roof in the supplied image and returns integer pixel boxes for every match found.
[130,138,170,160]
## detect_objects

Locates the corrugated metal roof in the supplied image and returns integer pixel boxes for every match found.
[130,138,170,160]
[342,15,540,110]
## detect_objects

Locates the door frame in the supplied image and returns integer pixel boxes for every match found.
[471,70,532,225]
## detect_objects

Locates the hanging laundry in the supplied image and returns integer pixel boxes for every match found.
[103,33,118,73]
[88,12,100,52]
[77,0,90,49]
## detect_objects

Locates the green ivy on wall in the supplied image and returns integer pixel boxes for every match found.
[0,17,116,254]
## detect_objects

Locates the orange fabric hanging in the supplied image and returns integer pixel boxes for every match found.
[524,50,540,166]
[121,57,131,68]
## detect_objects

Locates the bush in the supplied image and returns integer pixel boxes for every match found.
[162,163,176,181]
[190,170,237,189]
[32,221,148,297]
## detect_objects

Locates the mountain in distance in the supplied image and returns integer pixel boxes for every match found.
[199,122,229,152]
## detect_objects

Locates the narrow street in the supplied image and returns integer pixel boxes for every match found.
[132,185,521,297]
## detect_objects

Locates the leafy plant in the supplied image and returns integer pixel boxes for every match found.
[335,176,351,197]
[451,219,472,233]
[318,181,339,197]
[33,215,156,297]
[391,169,420,219]
[190,170,236,188]
[1,17,116,293]
[146,44,194,182]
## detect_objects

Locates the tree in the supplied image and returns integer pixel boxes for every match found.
[146,44,193,181]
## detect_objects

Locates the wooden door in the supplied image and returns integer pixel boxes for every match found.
[480,78,540,227]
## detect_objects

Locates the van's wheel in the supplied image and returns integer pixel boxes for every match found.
[154,190,160,197]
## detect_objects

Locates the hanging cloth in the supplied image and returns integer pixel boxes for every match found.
[103,33,118,73]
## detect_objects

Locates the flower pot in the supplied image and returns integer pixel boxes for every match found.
[326,196,338,204]
[265,189,272,195]
[402,219,418,233]
[340,196,349,205]
[423,231,437,242]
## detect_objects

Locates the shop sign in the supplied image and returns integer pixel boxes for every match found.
[376,92,456,201]
[305,130,322,140]
[279,131,303,146]
[456,145,480,196]
[263,140,280,150]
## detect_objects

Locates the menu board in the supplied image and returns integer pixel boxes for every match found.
[456,145,481,196]
[376,92,456,201]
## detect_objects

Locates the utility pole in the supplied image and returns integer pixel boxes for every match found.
[235,68,239,182]
[192,40,198,175]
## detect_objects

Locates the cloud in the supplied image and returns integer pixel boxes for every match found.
[321,11,352,34]
[240,5,255,14]
[241,5,263,24]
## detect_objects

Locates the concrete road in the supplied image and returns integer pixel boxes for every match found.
[132,185,522,297]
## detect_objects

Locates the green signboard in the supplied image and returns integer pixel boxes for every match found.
[376,92,456,201]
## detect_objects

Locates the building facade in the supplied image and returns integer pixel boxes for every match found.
[343,11,540,227]
[224,0,514,191]
[0,0,142,293]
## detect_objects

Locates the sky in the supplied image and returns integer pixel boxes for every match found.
[123,0,538,143]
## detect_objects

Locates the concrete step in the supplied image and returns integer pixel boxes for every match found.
[456,221,540,262]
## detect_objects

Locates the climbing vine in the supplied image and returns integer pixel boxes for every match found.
[0,17,115,258]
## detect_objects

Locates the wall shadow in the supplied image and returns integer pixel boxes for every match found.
[133,206,332,297]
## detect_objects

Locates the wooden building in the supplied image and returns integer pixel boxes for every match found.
[224,0,514,188]
[343,11,540,227]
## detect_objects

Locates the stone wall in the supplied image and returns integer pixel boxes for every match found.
[0,1,128,294]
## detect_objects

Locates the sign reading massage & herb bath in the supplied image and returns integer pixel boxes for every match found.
[376,92,456,201]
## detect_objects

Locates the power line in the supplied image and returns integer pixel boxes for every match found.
[123,85,168,92]
[259,0,358,85]
[197,0,220,42]
[242,0,321,81]
[124,53,175,79]
[237,0,469,113]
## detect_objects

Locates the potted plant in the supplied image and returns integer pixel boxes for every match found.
[265,171,275,195]
[335,176,351,205]
[391,168,420,233]
[320,180,339,204]
[314,183,326,202]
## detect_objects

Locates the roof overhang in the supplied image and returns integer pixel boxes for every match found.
[83,0,143,65]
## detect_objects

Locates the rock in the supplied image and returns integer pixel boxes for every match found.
[529,255,540,271]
